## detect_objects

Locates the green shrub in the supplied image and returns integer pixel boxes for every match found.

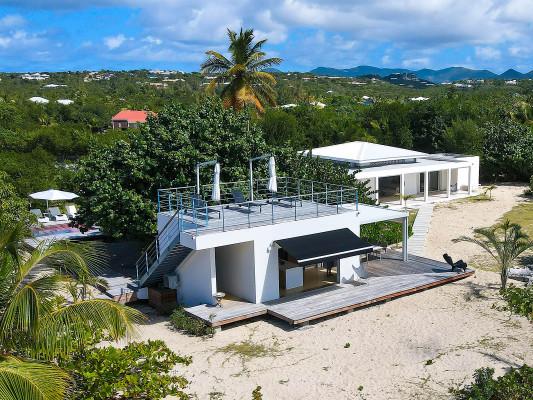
[170,307,216,337]
[451,365,533,399]
[63,340,191,400]
[252,386,263,400]
[499,285,533,321]
[525,176,533,196]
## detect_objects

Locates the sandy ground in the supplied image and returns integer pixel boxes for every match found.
[133,184,532,400]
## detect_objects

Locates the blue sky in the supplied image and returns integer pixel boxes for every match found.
[1,0,532,73]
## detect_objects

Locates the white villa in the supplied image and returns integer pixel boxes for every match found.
[129,160,474,328]
[307,141,480,206]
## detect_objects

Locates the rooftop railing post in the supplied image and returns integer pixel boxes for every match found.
[168,194,171,212]
[340,186,343,205]
[205,203,208,227]
[325,184,328,205]
[356,190,359,211]
[247,204,251,228]
[297,180,301,200]
[249,159,254,201]
[311,181,314,203]
[157,190,161,213]
[222,205,225,231]
[145,252,148,273]
[294,199,297,221]
[155,238,159,260]
[135,262,139,283]
[316,193,319,216]
[271,200,274,224]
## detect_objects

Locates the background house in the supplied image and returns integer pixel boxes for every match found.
[111,110,151,129]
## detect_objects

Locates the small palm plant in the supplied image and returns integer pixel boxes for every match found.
[484,184,497,199]
[400,194,417,210]
[201,28,282,113]
[453,219,533,289]
[0,224,145,399]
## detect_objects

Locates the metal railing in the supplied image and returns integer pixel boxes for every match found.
[135,177,359,283]
[135,207,183,282]
[157,177,359,235]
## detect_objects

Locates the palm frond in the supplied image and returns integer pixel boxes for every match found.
[33,299,146,358]
[248,57,283,72]
[0,356,69,400]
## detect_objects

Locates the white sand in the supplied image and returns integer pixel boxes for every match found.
[133,184,532,400]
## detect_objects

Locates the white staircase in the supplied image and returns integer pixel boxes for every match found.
[408,203,434,256]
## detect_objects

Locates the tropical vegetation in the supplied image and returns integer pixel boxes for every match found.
[0,224,145,399]
[451,364,533,400]
[453,220,533,288]
[201,28,282,112]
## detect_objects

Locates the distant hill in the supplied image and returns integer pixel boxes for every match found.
[310,65,530,83]
[382,73,436,88]
[264,68,283,73]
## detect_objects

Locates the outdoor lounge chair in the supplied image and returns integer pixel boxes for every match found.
[230,189,267,212]
[30,209,50,223]
[443,253,468,272]
[191,194,221,219]
[268,192,302,207]
[66,204,78,219]
[48,207,69,222]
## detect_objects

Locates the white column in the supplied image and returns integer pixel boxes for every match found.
[424,170,429,202]
[375,177,380,203]
[468,166,473,195]
[446,168,451,198]
[400,174,405,205]
[402,216,409,261]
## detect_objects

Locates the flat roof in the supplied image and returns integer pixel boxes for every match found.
[306,141,428,164]
[353,157,473,179]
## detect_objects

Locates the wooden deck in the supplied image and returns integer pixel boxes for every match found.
[185,252,474,327]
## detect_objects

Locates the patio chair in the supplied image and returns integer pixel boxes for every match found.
[30,209,50,223]
[48,207,69,222]
[442,253,467,272]
[268,192,302,208]
[230,189,267,212]
[66,204,78,219]
[191,194,221,219]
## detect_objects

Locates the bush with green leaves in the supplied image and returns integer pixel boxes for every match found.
[451,365,533,400]
[63,340,191,400]
[170,307,216,337]
[498,285,533,321]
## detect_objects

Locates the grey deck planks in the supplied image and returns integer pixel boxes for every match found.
[184,252,473,327]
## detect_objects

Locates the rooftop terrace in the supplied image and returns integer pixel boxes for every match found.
[157,177,361,237]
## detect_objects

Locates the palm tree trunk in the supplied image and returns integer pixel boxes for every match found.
[500,263,508,289]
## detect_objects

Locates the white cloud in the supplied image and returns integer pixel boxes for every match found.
[475,46,501,60]
[104,34,126,50]
[142,36,162,45]
[402,57,430,68]
[0,14,26,29]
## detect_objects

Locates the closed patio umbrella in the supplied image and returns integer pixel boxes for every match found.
[268,156,277,193]
[29,189,79,209]
[211,163,221,202]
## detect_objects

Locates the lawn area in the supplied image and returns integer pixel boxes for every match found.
[499,202,533,235]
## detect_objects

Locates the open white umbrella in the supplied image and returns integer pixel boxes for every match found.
[211,163,221,202]
[268,156,277,193]
[29,189,79,209]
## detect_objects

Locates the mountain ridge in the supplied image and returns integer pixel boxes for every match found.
[309,65,532,83]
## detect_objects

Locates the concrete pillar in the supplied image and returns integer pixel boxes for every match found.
[424,170,429,202]
[375,177,380,203]
[468,166,473,195]
[402,216,409,262]
[446,168,451,198]
[400,174,405,205]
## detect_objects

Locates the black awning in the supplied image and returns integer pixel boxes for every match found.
[275,228,374,266]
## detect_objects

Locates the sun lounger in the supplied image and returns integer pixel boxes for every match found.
[268,192,302,207]
[230,189,267,212]
[66,204,78,219]
[191,194,221,219]
[48,207,69,222]
[443,253,468,272]
[30,209,50,223]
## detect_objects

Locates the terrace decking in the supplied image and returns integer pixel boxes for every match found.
[184,252,474,327]
[175,200,355,236]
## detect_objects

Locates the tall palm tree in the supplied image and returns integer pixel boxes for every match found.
[453,219,533,289]
[201,28,282,113]
[0,224,145,399]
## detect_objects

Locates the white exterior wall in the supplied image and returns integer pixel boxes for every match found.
[286,267,303,289]
[404,173,420,195]
[176,248,216,306]
[456,156,479,191]
[215,242,256,302]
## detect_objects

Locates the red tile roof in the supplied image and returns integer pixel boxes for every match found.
[112,110,151,123]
